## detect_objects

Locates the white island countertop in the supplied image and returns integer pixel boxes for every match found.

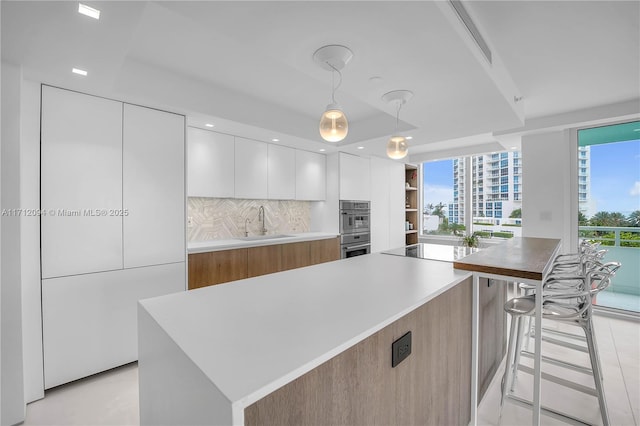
[187,232,339,253]
[138,252,472,424]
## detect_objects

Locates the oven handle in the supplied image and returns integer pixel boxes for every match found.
[343,243,371,250]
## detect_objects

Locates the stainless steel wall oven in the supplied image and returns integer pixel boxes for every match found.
[339,200,371,258]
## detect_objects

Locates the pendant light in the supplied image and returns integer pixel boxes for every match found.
[382,90,413,160]
[313,45,353,143]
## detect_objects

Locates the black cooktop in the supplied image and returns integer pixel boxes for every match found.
[382,243,479,263]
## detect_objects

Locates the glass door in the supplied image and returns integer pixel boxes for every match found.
[577,121,640,314]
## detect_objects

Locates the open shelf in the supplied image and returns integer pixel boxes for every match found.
[405,164,419,246]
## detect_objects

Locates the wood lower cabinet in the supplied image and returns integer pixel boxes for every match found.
[244,277,472,426]
[247,245,282,278]
[188,249,248,289]
[188,238,340,289]
[281,241,311,270]
[478,278,507,401]
[309,237,340,265]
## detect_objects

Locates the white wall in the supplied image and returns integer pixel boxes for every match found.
[20,79,43,403]
[1,61,26,425]
[521,130,574,253]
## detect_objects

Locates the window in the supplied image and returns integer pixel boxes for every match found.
[422,150,523,238]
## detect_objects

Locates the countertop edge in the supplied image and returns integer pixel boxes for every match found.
[188,232,340,253]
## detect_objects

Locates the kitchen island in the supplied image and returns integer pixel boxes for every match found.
[138,252,474,425]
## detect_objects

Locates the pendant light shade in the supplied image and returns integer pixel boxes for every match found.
[319,103,348,142]
[387,135,408,159]
[313,45,353,143]
[382,90,413,160]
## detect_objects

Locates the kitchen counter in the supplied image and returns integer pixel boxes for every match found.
[187,232,339,253]
[138,253,473,425]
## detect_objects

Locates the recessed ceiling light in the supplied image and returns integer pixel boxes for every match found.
[78,3,100,19]
[357,146,364,150]
[510,146,517,150]
[406,136,413,140]
[72,68,88,76]
[319,148,326,152]
[205,123,214,128]
[271,138,279,142]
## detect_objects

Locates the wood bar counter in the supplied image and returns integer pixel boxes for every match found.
[454,237,561,426]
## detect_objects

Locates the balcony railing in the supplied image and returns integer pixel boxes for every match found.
[579,226,640,312]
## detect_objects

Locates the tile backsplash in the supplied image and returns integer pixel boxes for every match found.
[188,198,311,242]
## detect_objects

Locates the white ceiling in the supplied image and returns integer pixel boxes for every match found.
[2,1,638,159]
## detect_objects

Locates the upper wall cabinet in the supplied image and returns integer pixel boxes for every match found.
[296,150,326,201]
[187,128,234,198]
[123,104,185,268]
[41,86,124,278]
[339,152,370,201]
[235,137,268,199]
[187,128,326,201]
[267,144,295,200]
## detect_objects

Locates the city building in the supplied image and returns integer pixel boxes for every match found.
[449,152,523,225]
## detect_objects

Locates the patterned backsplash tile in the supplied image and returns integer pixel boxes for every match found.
[188,198,311,242]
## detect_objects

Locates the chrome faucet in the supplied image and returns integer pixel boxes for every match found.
[244,218,251,237]
[258,205,267,235]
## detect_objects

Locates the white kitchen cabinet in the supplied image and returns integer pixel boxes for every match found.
[123,104,186,268]
[41,85,124,278]
[235,137,268,199]
[42,263,185,389]
[295,150,326,200]
[40,86,186,389]
[339,152,370,201]
[267,144,295,199]
[187,128,234,198]
[370,158,405,252]
[370,157,391,253]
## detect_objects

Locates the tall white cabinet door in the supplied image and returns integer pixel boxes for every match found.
[123,104,185,268]
[187,128,234,198]
[389,162,406,248]
[42,263,185,389]
[267,144,295,199]
[234,137,268,199]
[370,157,390,252]
[339,153,371,201]
[295,150,326,200]
[41,86,123,278]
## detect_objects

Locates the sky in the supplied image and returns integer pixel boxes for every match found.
[422,138,640,218]
[423,159,454,212]
[588,139,640,216]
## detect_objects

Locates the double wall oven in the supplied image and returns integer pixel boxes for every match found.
[339,200,371,259]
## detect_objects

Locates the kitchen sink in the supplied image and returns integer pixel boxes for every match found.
[234,234,294,241]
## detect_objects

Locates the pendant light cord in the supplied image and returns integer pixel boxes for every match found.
[327,62,343,104]
[395,101,403,132]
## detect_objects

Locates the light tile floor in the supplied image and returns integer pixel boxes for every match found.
[24,315,639,426]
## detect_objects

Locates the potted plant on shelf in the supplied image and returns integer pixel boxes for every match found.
[461,232,479,248]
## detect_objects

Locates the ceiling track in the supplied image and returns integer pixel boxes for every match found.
[449,0,492,65]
